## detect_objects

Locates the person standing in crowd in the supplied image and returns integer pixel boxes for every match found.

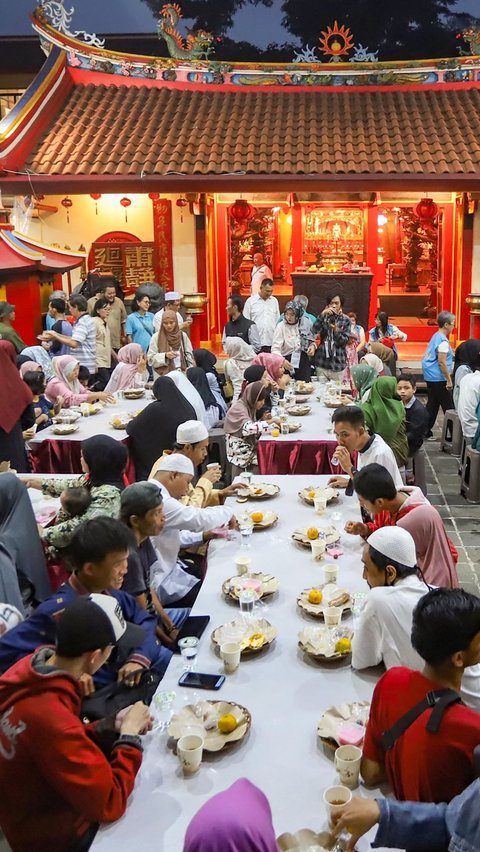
[91,298,114,390]
[125,293,155,353]
[46,298,72,355]
[44,290,67,330]
[88,282,127,352]
[153,291,192,334]
[361,588,480,804]
[0,301,26,353]
[250,251,272,296]
[421,310,455,437]
[0,594,151,852]
[222,295,261,353]
[328,405,403,491]
[310,293,351,381]
[244,279,280,352]
[397,374,429,462]
[223,337,255,401]
[0,341,35,472]
[271,299,314,381]
[344,310,366,389]
[148,310,194,376]
[43,294,97,377]
[105,343,148,393]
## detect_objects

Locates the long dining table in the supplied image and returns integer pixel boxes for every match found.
[92,474,396,852]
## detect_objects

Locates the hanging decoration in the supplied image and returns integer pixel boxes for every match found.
[229,199,254,222]
[148,192,160,201]
[120,196,132,222]
[61,196,73,224]
[90,192,101,214]
[176,196,188,223]
[415,198,438,222]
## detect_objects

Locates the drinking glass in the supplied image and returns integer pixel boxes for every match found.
[351,593,368,630]
[239,588,258,619]
[239,517,254,548]
[152,690,176,731]
[178,636,199,671]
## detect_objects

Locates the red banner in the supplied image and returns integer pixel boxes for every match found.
[152,198,174,290]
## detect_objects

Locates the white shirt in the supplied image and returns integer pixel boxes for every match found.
[243,294,280,347]
[457,370,480,438]
[357,434,404,489]
[149,481,233,605]
[250,264,272,296]
[352,574,480,711]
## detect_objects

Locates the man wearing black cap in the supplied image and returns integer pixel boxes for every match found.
[0,594,151,852]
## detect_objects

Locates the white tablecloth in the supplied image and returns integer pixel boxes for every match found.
[28,395,152,447]
[259,394,337,444]
[93,475,395,852]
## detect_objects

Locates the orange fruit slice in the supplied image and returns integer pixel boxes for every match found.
[308,588,323,605]
[306,527,319,540]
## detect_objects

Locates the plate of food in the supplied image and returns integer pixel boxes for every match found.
[53,410,81,424]
[291,525,340,549]
[235,483,280,500]
[297,584,352,619]
[298,486,339,506]
[168,700,251,752]
[322,394,352,409]
[122,388,145,399]
[211,618,277,655]
[51,423,79,435]
[277,829,346,851]
[286,404,311,416]
[110,414,132,430]
[79,402,102,416]
[222,573,279,601]
[298,625,353,662]
[295,381,314,394]
[317,701,370,751]
[236,510,278,530]
[288,421,301,433]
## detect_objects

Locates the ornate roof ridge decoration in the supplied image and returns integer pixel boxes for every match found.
[35,1,105,49]
[31,4,480,88]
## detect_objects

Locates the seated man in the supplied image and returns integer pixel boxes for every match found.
[150,453,234,607]
[119,481,190,644]
[0,517,171,690]
[346,464,459,588]
[457,366,480,443]
[328,405,403,492]
[361,588,480,803]
[0,594,151,852]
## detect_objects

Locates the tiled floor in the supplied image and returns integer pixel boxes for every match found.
[424,425,480,595]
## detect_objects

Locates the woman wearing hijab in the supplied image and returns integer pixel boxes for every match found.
[241,364,269,395]
[126,375,197,479]
[252,352,292,389]
[20,344,54,381]
[45,355,114,407]
[186,367,224,429]
[183,778,279,852]
[19,361,42,379]
[147,310,194,376]
[0,340,35,472]
[361,352,385,376]
[453,339,480,408]
[368,341,395,376]
[350,363,378,403]
[223,337,255,401]
[24,435,128,552]
[271,299,314,381]
[224,380,278,473]
[0,474,51,612]
[105,343,148,393]
[193,349,227,416]
[361,376,409,468]
[168,369,208,426]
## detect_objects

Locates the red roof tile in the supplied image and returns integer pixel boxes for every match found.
[25,83,480,178]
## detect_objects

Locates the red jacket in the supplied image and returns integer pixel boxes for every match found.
[0,650,142,852]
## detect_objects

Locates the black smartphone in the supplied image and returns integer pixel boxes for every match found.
[175,615,210,645]
[178,672,225,690]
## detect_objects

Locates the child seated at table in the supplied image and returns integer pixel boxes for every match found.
[396,374,429,483]
[58,486,92,522]
[22,370,62,431]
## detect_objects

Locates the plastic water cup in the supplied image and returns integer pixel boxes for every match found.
[177,734,204,774]
[335,745,362,788]
[239,588,258,618]
[323,785,352,827]
[220,642,241,673]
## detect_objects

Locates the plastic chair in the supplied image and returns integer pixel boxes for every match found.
[440,410,463,455]
[460,446,480,503]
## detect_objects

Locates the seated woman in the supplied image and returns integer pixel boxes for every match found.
[105,342,148,393]
[361,352,385,376]
[361,376,409,470]
[0,340,36,473]
[224,381,278,475]
[351,363,378,404]
[186,367,224,430]
[368,311,407,355]
[271,299,314,381]
[192,349,227,417]
[453,339,480,409]
[223,337,255,401]
[45,355,114,408]
[126,375,197,480]
[23,435,128,552]
[0,474,51,612]
[22,370,62,431]
[147,310,194,376]
[168,369,208,426]
[251,352,292,391]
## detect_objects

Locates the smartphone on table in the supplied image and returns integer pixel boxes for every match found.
[178,672,225,690]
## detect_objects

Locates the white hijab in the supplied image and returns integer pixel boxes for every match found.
[167,369,208,426]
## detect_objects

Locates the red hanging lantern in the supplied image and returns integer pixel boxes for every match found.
[176,196,188,223]
[89,192,101,214]
[61,196,73,224]
[229,199,254,222]
[415,198,438,222]
[120,196,131,222]
[148,192,160,201]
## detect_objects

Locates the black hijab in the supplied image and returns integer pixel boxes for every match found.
[81,436,128,490]
[126,376,196,480]
[193,349,217,376]
[243,365,266,385]
[187,367,220,414]
[453,339,480,380]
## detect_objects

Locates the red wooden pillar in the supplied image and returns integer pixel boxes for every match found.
[366,207,379,329]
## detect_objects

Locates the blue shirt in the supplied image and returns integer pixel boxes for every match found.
[125,311,155,352]
[422,330,453,382]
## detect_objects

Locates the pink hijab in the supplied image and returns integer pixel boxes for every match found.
[51,355,82,391]
[252,353,285,384]
[19,361,42,378]
[398,504,459,588]
[183,778,278,852]
[105,343,144,393]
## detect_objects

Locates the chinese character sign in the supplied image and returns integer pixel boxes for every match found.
[152,198,174,290]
